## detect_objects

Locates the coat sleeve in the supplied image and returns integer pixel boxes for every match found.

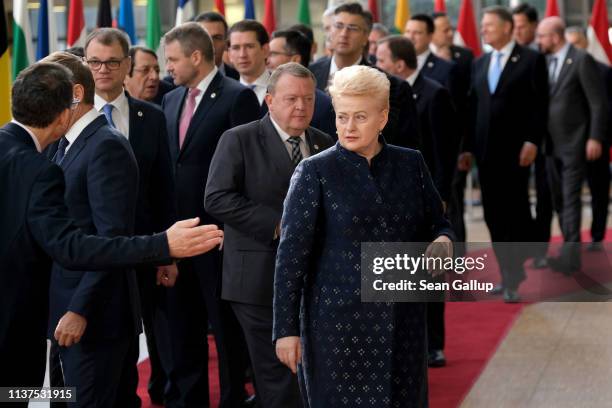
[273,159,322,341]
[527,52,549,147]
[204,129,281,243]
[27,164,171,270]
[579,54,608,142]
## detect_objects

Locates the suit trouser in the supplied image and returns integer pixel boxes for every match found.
[586,147,611,242]
[158,258,249,408]
[58,335,132,408]
[50,342,67,408]
[230,302,302,408]
[533,152,554,256]
[547,155,584,267]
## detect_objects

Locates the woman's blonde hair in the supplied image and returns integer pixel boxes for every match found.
[328,65,390,109]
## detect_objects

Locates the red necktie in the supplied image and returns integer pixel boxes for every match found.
[179,88,201,149]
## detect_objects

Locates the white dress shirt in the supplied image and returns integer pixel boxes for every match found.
[11,120,41,152]
[191,65,219,111]
[549,43,570,83]
[64,108,102,153]
[270,116,310,159]
[416,50,431,76]
[240,69,271,105]
[94,91,130,139]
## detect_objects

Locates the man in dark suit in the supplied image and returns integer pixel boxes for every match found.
[268,29,336,137]
[0,62,223,397]
[195,12,240,81]
[205,62,333,408]
[512,4,539,51]
[537,17,608,272]
[86,28,176,406]
[566,26,612,252]
[376,35,458,368]
[161,22,261,408]
[309,2,421,149]
[125,45,175,106]
[462,6,548,302]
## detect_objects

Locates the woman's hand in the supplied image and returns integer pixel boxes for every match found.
[275,336,302,374]
[425,235,453,276]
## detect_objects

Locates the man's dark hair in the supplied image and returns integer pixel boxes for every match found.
[289,23,314,44]
[228,20,269,46]
[484,6,514,29]
[163,22,215,63]
[42,52,96,105]
[512,3,538,23]
[334,3,374,33]
[85,27,131,57]
[65,46,85,58]
[272,30,312,67]
[378,35,417,70]
[410,14,435,34]
[12,62,73,128]
[432,11,448,20]
[128,46,158,76]
[194,11,228,34]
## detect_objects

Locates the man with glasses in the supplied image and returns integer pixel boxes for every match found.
[85,28,175,406]
[195,12,240,80]
[309,2,421,149]
[124,46,174,105]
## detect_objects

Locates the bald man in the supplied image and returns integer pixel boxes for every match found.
[537,17,608,273]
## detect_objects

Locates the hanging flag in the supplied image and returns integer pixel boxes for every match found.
[12,0,33,80]
[36,0,57,60]
[214,0,226,16]
[263,0,276,35]
[0,0,11,124]
[118,0,137,44]
[368,0,379,22]
[67,0,87,47]
[245,0,256,20]
[97,0,113,27]
[454,0,481,57]
[544,0,560,17]
[394,0,411,33]
[297,0,311,26]
[587,0,612,65]
[434,0,446,13]
[147,0,162,50]
[176,0,194,26]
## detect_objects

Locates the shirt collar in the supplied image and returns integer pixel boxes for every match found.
[330,54,364,76]
[194,65,219,94]
[240,68,270,89]
[416,49,431,73]
[11,120,41,152]
[493,40,516,57]
[269,115,305,142]
[65,108,102,146]
[94,89,129,113]
[552,42,571,63]
[406,71,418,86]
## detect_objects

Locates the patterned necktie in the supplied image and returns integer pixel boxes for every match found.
[487,51,504,94]
[287,137,303,166]
[548,56,558,85]
[54,136,69,164]
[102,104,116,128]
[178,88,201,149]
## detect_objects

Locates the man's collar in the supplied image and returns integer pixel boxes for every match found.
[94,89,128,112]
[11,120,42,152]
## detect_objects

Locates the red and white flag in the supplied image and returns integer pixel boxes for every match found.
[368,0,379,22]
[434,0,446,13]
[67,0,86,47]
[263,0,276,35]
[454,0,480,57]
[544,0,560,17]
[587,0,612,65]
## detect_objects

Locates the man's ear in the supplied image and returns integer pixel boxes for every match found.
[264,93,273,111]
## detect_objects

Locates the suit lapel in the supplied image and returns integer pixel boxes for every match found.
[127,94,145,154]
[168,88,188,158]
[494,45,521,93]
[260,115,295,178]
[61,116,106,171]
[551,46,575,96]
[305,128,324,156]
[411,74,425,102]
[180,72,223,154]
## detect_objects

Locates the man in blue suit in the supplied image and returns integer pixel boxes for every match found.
[0,62,224,399]
[87,28,176,406]
[43,51,143,408]
[161,22,261,408]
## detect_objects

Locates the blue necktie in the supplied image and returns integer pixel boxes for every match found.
[102,104,116,128]
[488,51,504,94]
[548,56,558,85]
[54,136,69,164]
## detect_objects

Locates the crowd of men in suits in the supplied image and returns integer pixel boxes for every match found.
[1,1,610,407]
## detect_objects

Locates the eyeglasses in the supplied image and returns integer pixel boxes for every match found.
[133,66,161,75]
[269,51,296,58]
[333,22,364,34]
[85,57,128,71]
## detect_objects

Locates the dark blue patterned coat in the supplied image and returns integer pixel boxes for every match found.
[273,142,454,407]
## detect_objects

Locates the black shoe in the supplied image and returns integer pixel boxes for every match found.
[490,284,504,295]
[532,256,548,269]
[587,241,603,252]
[503,289,521,303]
[547,257,579,276]
[428,349,446,367]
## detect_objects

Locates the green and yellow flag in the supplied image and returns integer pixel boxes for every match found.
[12,0,34,81]
[0,1,11,125]
[394,0,411,33]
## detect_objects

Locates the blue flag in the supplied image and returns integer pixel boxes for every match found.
[118,0,136,44]
[245,0,255,19]
[36,0,51,60]
[176,0,194,26]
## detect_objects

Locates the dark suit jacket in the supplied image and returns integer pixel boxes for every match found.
[0,122,170,370]
[152,79,177,106]
[450,45,474,151]
[309,56,421,149]
[126,94,175,235]
[547,45,608,159]
[204,115,334,306]
[467,43,548,167]
[420,52,457,97]
[222,63,240,81]
[46,115,142,341]
[598,61,612,143]
[412,74,459,202]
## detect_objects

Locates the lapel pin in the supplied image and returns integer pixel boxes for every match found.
[413,94,418,100]
[454,52,460,58]
[314,144,319,150]
[211,92,216,99]
[566,58,573,65]
[427,61,434,68]
[511,55,519,63]
[137,111,143,117]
